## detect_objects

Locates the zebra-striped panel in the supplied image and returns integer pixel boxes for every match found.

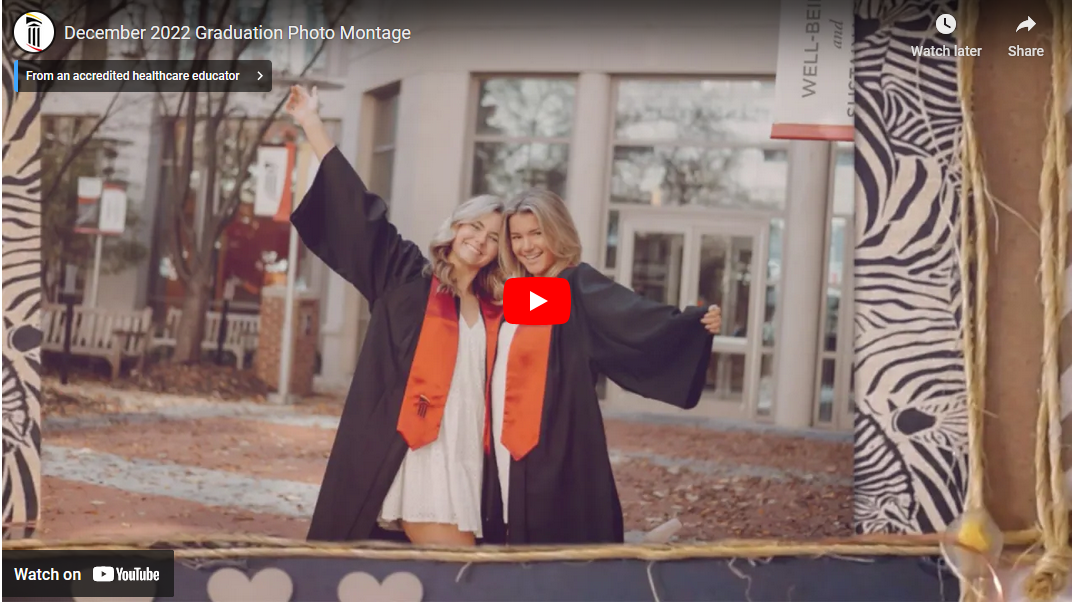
[2,0,45,539]
[852,0,968,534]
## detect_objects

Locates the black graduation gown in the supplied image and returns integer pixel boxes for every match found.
[292,147,447,542]
[480,263,715,545]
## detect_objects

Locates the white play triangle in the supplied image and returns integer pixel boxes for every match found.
[529,291,547,311]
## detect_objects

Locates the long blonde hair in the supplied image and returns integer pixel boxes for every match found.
[424,194,506,302]
[501,189,582,279]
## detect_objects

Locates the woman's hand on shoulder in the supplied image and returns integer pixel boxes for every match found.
[285,85,321,127]
[701,305,722,335]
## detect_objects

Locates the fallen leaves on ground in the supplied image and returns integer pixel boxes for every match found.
[615,460,854,540]
[287,393,345,416]
[41,384,122,418]
[43,361,270,402]
[604,420,853,477]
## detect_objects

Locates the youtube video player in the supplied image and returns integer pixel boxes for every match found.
[3,0,1068,601]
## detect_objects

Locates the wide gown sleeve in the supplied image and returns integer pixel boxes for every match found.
[574,263,714,410]
[290,146,427,305]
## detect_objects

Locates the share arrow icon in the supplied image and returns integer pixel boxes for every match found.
[1016,17,1036,32]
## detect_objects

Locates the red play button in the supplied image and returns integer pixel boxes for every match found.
[503,278,571,325]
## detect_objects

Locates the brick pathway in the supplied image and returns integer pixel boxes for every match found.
[34,383,854,542]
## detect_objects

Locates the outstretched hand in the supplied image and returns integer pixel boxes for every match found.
[285,84,321,126]
[701,304,722,335]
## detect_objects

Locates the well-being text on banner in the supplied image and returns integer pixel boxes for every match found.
[771,0,854,141]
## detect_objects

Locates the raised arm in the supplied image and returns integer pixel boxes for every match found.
[287,86,426,304]
[572,263,715,410]
[286,86,336,161]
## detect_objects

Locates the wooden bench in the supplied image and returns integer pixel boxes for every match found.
[41,304,153,380]
[152,308,260,369]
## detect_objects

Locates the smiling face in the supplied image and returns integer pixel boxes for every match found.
[508,211,556,277]
[450,211,503,270]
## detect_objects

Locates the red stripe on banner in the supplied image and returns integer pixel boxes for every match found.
[771,123,854,141]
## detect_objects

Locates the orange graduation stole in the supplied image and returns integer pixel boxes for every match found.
[498,324,552,460]
[397,277,502,451]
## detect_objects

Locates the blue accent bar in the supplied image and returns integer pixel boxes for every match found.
[14,60,18,92]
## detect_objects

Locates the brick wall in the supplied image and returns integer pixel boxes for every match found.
[255,287,319,397]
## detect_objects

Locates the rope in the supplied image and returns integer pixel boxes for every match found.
[1025,0,1074,600]
[955,0,989,518]
[953,5,996,599]
[0,530,1044,563]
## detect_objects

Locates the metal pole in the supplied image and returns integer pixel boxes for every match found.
[61,294,75,385]
[276,225,299,404]
[217,300,229,364]
[88,234,103,307]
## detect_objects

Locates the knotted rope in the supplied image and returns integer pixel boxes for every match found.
[1024,0,1073,600]
[954,0,997,597]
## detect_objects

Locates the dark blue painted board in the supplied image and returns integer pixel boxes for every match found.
[157,555,959,602]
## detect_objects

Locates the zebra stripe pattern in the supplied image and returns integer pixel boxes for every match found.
[2,0,45,539]
[852,0,968,534]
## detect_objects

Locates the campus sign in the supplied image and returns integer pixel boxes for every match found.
[771,0,854,141]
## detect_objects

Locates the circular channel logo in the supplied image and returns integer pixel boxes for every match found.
[14,12,55,53]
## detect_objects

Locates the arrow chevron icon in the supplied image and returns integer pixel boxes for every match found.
[1016,17,1036,32]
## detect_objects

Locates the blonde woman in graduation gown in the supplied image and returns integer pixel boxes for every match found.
[286,85,505,547]
[481,189,723,545]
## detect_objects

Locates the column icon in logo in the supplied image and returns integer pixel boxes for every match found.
[14,12,55,53]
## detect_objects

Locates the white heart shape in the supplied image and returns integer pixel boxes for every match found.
[337,571,423,602]
[207,567,293,602]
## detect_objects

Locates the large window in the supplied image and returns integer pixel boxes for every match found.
[469,77,576,197]
[609,79,787,208]
[605,78,788,270]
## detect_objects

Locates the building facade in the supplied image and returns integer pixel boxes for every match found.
[312,0,856,431]
[43,0,854,431]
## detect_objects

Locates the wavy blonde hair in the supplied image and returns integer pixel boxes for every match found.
[423,194,506,302]
[501,189,582,279]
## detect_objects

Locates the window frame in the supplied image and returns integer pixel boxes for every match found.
[462,74,580,201]
[600,75,790,272]
[367,82,401,202]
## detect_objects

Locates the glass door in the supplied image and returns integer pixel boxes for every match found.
[613,214,769,421]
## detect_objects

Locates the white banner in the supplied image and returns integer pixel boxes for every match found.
[254,146,291,217]
[771,0,854,141]
[77,176,103,200]
[97,187,128,234]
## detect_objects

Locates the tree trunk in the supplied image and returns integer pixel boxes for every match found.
[172,268,213,363]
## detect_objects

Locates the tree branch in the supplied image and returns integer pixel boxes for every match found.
[210,0,359,241]
[38,89,126,207]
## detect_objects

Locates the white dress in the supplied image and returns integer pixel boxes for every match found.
[379,317,487,536]
[489,320,521,523]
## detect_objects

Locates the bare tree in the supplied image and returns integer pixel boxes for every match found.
[39,103,150,303]
[155,0,357,363]
[31,0,188,306]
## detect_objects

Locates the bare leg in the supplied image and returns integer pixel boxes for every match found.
[401,522,477,547]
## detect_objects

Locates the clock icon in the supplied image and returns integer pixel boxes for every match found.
[936,13,957,35]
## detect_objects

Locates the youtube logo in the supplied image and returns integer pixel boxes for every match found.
[503,278,571,325]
